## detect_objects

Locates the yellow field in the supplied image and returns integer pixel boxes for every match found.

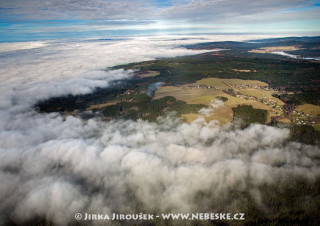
[278,118,291,124]
[196,78,268,88]
[186,93,277,123]
[188,93,271,110]
[181,105,233,124]
[186,95,217,104]
[155,85,220,101]
[155,78,287,124]
[296,104,320,116]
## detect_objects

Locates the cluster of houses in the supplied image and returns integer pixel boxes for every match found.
[234,84,270,91]
[187,83,273,91]
[223,83,319,125]
[186,84,220,90]
[234,91,319,125]
[291,117,317,125]
[234,93,283,115]
[291,110,318,125]
[123,89,134,95]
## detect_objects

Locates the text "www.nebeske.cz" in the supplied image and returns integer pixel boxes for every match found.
[75,212,245,221]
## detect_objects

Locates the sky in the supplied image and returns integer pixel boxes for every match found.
[1,0,320,42]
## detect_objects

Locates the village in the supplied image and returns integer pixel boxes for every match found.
[185,81,320,126]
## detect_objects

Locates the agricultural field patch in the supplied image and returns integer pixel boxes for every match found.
[296,104,320,116]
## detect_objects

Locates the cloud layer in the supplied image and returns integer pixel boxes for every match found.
[0,36,319,225]
[1,114,319,225]
[2,0,319,42]
[1,0,319,22]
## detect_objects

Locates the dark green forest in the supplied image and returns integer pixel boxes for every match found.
[232,105,268,125]
[101,94,204,121]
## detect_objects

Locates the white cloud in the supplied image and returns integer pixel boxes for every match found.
[1,114,319,225]
[0,37,213,112]
[0,0,156,20]
[160,0,320,23]
[198,99,224,116]
[0,41,48,53]
[1,0,319,23]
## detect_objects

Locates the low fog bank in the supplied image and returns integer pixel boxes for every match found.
[1,115,319,225]
[0,37,214,113]
[0,35,319,225]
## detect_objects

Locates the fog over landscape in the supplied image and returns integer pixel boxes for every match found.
[0,36,319,225]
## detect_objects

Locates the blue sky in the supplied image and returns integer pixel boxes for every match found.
[152,0,174,8]
[0,0,320,42]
